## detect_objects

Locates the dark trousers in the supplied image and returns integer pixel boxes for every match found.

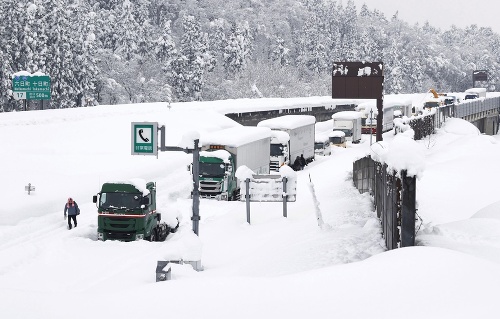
[68,215,77,229]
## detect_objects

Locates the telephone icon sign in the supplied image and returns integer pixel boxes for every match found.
[131,122,158,156]
[138,129,149,142]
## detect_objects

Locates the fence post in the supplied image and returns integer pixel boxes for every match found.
[401,170,416,247]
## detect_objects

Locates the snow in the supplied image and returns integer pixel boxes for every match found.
[1,96,500,318]
[329,130,346,137]
[257,114,316,130]
[270,130,290,144]
[331,110,363,120]
[201,126,271,147]
[200,149,231,162]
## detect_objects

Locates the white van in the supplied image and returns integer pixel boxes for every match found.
[314,132,332,156]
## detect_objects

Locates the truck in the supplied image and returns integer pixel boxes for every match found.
[329,130,346,148]
[465,88,486,99]
[314,131,332,155]
[331,111,362,143]
[257,115,316,171]
[93,179,178,242]
[355,102,396,134]
[199,126,271,200]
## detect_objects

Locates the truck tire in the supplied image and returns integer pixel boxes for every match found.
[147,229,157,242]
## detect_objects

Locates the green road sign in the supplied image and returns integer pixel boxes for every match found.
[131,122,158,156]
[12,75,51,100]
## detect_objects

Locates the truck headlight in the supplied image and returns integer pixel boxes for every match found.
[136,234,144,240]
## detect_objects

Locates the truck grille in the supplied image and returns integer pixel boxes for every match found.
[270,161,280,171]
[199,180,222,193]
[105,231,136,241]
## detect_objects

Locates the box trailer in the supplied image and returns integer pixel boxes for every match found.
[199,126,271,200]
[257,115,316,171]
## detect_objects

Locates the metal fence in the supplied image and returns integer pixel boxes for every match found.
[353,155,416,250]
[402,96,500,140]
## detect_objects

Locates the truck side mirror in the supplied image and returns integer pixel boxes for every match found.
[92,195,97,203]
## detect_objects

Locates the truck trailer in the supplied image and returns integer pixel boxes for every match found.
[93,179,178,242]
[257,115,316,171]
[331,111,362,143]
[199,126,271,200]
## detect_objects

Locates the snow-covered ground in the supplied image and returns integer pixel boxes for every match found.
[1,97,500,318]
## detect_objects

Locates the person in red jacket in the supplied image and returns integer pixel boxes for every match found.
[64,197,80,229]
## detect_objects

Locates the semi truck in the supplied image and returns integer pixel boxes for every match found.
[331,111,362,143]
[199,126,271,200]
[257,115,316,171]
[93,179,178,242]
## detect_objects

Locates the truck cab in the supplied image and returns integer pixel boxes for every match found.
[269,131,290,171]
[93,180,177,241]
[199,149,236,200]
[314,132,332,155]
[329,130,346,148]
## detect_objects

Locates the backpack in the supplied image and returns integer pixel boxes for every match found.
[75,202,80,215]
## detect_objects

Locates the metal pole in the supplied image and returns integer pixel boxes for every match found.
[192,139,200,235]
[245,178,251,224]
[282,177,287,218]
[369,109,373,145]
[376,98,383,142]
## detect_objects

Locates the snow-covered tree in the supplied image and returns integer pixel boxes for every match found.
[223,21,253,76]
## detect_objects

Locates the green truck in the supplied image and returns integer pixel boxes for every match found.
[93,180,178,241]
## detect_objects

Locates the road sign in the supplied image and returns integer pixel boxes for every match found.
[12,75,51,100]
[131,122,158,156]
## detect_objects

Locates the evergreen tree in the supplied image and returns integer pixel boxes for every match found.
[223,21,253,77]
[170,15,214,101]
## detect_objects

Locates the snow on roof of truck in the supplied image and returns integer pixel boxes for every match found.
[257,115,316,130]
[201,126,271,147]
[355,97,411,114]
[329,130,346,137]
[465,88,486,94]
[103,178,150,196]
[200,149,231,162]
[315,131,330,142]
[331,111,362,119]
[271,130,290,143]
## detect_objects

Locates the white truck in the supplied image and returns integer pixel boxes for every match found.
[355,101,396,134]
[314,131,332,156]
[257,115,316,171]
[199,126,271,200]
[331,111,362,144]
[465,88,486,99]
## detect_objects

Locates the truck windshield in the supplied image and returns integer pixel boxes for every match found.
[270,144,284,156]
[330,137,343,144]
[314,142,325,150]
[100,192,142,210]
[199,162,225,177]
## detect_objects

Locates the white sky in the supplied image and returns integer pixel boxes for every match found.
[1,96,500,318]
[350,0,500,33]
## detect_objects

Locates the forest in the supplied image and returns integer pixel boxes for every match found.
[1,0,499,112]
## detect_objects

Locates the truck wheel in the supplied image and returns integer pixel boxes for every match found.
[148,229,157,242]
